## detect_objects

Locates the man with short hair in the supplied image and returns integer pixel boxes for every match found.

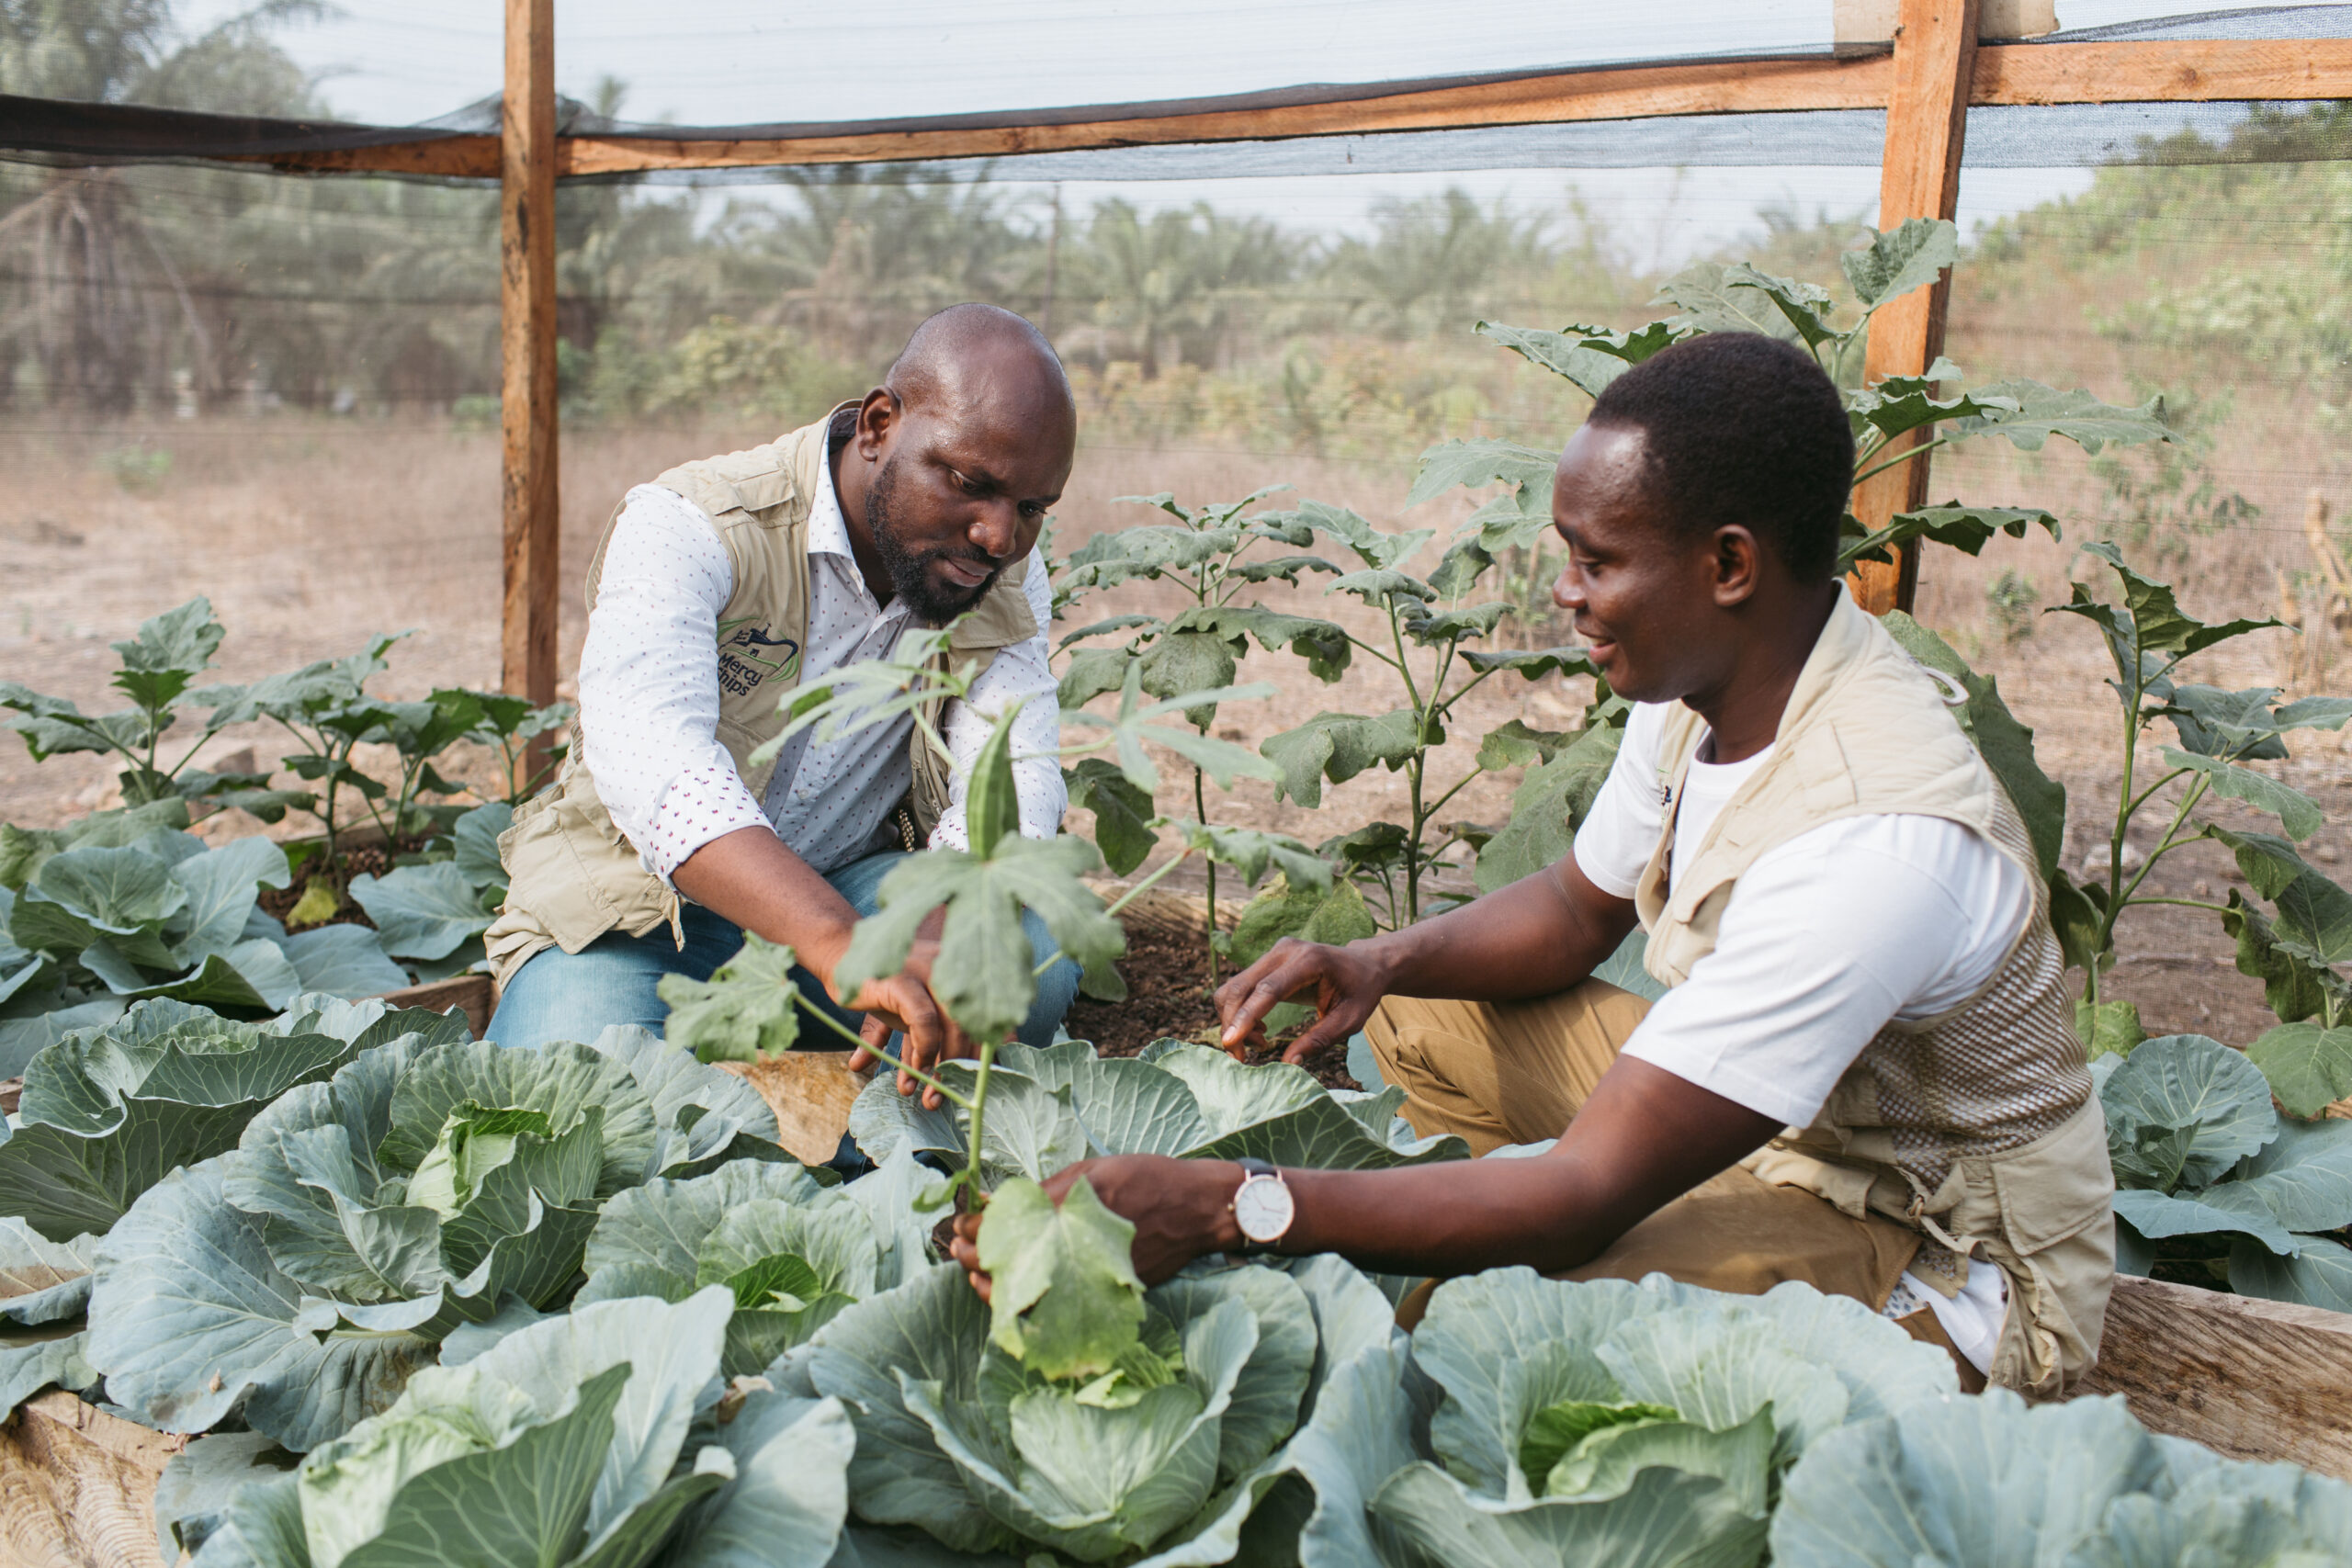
[953,332,2116,1394]
[487,303,1080,1097]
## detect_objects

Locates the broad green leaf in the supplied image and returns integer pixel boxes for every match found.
[2209,827,2352,971]
[961,705,1024,858]
[2245,1022,2352,1119]
[1842,218,1960,309]
[1261,710,1424,808]
[1953,382,2173,454]
[1169,820,1333,892]
[665,1390,854,1568]
[2085,1423,2352,1566]
[336,1363,628,1568]
[1463,324,1641,400]
[452,804,513,891]
[1723,261,1841,348]
[1056,645,1135,711]
[1055,525,1240,592]
[1545,1407,1777,1513]
[30,842,186,935]
[1657,259,1812,343]
[1165,604,1351,682]
[2224,1117,2352,1235]
[1407,434,1559,509]
[1063,759,1157,877]
[1838,503,2059,574]
[1059,661,1280,795]
[839,836,1119,1045]
[2225,891,2352,1028]
[1458,645,1601,681]
[1768,1390,2166,1568]
[2077,998,2147,1062]
[2110,1187,2295,1255]
[1325,569,1437,609]
[281,926,410,1000]
[168,836,294,964]
[381,1040,660,1201]
[975,1176,1146,1382]
[2164,749,2322,840]
[0,1330,96,1416]
[1476,725,1623,895]
[348,863,495,962]
[2228,1235,2352,1314]
[1220,877,1376,973]
[2164,683,2299,761]
[1136,631,1238,728]
[1373,1461,1767,1568]
[1280,499,1430,573]
[2073,542,2282,663]
[2098,1033,2277,1189]
[89,1160,434,1448]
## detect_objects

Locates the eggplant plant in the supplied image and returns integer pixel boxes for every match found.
[0,598,311,822]
[1055,489,1355,982]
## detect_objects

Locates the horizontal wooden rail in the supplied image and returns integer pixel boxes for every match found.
[213,38,2352,180]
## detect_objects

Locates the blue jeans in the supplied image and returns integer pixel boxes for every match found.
[486,849,1080,1054]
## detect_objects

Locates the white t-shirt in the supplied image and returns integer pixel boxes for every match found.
[1572,701,2036,1372]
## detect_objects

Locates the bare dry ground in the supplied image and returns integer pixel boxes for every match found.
[4,415,2347,1046]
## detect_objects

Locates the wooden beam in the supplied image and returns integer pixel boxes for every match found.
[2073,1275,2352,1482]
[1978,38,2352,105]
[500,0,559,765]
[1849,0,1977,617]
[557,53,1894,175]
[222,39,2352,181]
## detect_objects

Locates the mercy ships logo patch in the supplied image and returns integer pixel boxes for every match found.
[717,616,801,696]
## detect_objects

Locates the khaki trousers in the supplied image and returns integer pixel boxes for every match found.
[1366,981,1980,1386]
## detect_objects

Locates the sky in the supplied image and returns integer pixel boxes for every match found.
[175,0,2305,262]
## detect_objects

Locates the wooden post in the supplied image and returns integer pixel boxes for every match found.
[1849,0,1978,615]
[501,0,559,775]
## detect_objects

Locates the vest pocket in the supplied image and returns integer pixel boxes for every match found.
[1989,1100,2115,1255]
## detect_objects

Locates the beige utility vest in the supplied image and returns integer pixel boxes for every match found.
[1635,592,2114,1394]
[483,408,1038,987]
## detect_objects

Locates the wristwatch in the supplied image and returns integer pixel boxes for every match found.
[1228,1157,1296,1254]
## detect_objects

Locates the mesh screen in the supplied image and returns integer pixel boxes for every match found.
[3,1,2349,1039]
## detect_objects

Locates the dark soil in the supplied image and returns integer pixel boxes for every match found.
[254,831,438,931]
[1067,923,1361,1090]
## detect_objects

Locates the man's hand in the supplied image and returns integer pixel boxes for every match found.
[1215,938,1394,1065]
[842,908,976,1109]
[948,1155,1245,1299]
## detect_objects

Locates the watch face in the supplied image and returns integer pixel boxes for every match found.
[1233,1174,1295,1245]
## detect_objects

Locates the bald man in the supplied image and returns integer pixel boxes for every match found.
[485,304,1080,1107]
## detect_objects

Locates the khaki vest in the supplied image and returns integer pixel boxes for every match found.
[1635,591,2114,1395]
[483,407,1038,987]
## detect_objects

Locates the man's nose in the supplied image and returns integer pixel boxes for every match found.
[969,500,1021,560]
[1552,562,1586,611]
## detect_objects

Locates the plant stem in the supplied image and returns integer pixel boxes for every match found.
[1194,762,1218,988]
[800,1000,977,1111]
[1851,434,1954,491]
[962,1038,1001,1208]
[2127,897,2232,913]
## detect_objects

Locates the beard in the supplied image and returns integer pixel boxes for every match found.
[865,450,1001,625]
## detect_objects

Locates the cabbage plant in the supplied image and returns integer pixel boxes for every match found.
[1365,1269,1959,1568]
[847,1037,1468,1188]
[793,1224,1406,1566]
[86,1025,787,1450]
[2097,1032,2352,1310]
[0,995,470,1417]
[0,824,410,1057]
[575,1150,941,1377]
[174,1288,854,1568]
[1770,1388,2352,1567]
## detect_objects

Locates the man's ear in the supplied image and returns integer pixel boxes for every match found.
[854,387,899,459]
[1710,525,1764,608]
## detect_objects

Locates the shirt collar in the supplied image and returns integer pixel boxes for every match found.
[807,448,856,562]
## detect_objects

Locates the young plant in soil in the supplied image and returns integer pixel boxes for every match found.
[0,597,311,822]
[2039,542,2352,1080]
[662,626,1317,1207]
[1053,488,1354,984]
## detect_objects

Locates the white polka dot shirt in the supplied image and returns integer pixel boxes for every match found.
[575,457,1065,886]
